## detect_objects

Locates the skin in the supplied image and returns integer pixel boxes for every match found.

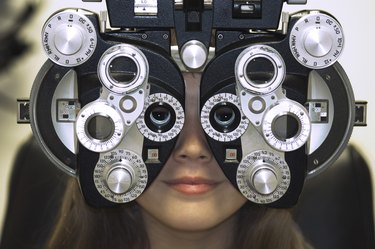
[136,73,247,249]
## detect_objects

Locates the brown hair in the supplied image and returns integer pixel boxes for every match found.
[45,179,313,249]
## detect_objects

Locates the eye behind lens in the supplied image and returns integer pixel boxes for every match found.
[201,93,250,142]
[137,93,185,142]
[146,102,175,133]
[210,102,240,133]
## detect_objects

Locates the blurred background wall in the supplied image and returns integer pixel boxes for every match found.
[0,0,374,236]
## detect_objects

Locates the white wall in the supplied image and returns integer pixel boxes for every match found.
[1,0,374,236]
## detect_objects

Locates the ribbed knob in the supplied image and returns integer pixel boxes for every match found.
[106,166,134,194]
[180,40,208,70]
[54,25,83,55]
[304,29,333,58]
[251,168,278,195]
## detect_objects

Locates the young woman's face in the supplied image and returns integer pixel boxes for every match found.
[136,73,247,232]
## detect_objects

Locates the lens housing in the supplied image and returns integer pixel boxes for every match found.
[262,100,311,152]
[98,44,149,94]
[201,93,249,142]
[76,101,124,153]
[235,45,285,95]
[210,102,241,134]
[145,102,175,134]
[137,93,184,142]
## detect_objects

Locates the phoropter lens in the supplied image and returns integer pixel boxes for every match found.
[213,106,236,128]
[235,45,285,94]
[150,106,172,127]
[108,56,138,85]
[145,103,176,133]
[86,115,115,141]
[246,57,275,85]
[272,114,300,142]
[210,102,241,133]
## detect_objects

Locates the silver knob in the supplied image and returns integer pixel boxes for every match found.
[42,10,97,67]
[251,168,278,195]
[106,166,134,194]
[304,28,333,58]
[54,25,84,55]
[237,150,290,204]
[180,40,208,71]
[94,149,148,203]
[289,12,344,69]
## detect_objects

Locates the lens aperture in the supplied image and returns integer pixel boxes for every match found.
[86,115,115,142]
[137,93,185,142]
[147,103,174,133]
[246,57,275,85]
[211,103,240,133]
[272,114,300,142]
[108,56,138,84]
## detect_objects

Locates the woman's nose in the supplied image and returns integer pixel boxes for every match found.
[172,120,213,163]
[171,73,213,163]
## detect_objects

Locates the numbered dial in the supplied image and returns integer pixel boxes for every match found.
[237,150,290,204]
[76,101,124,153]
[262,100,311,152]
[201,93,249,142]
[42,9,97,67]
[290,12,344,69]
[137,93,184,142]
[94,149,148,203]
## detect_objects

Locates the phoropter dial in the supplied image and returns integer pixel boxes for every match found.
[262,100,311,152]
[76,101,124,153]
[137,93,185,142]
[42,9,97,67]
[235,45,286,95]
[94,149,148,203]
[98,44,149,94]
[289,12,344,69]
[201,93,250,142]
[237,150,290,204]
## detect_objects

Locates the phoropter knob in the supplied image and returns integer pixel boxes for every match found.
[42,9,97,67]
[237,150,290,204]
[94,150,148,203]
[250,167,278,195]
[106,165,135,195]
[289,12,344,69]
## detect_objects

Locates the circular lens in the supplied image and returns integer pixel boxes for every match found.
[108,56,138,85]
[150,105,172,127]
[214,105,236,127]
[246,57,275,85]
[145,103,176,133]
[272,114,300,141]
[210,103,241,133]
[86,115,115,141]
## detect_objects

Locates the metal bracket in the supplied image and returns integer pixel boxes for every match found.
[354,101,368,127]
[17,99,30,124]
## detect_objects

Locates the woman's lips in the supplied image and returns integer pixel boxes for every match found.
[163,177,221,195]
